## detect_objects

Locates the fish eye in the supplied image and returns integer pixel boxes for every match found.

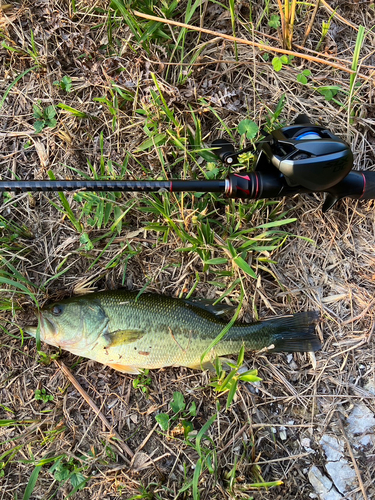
[51,304,64,316]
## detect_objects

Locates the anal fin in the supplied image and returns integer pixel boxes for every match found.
[106,363,141,374]
[186,360,216,372]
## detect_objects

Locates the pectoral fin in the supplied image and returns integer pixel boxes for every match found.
[104,329,145,347]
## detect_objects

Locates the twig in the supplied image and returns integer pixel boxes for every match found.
[320,0,359,31]
[302,0,320,47]
[329,339,367,359]
[55,360,134,460]
[341,298,375,325]
[337,412,368,500]
[247,452,311,466]
[276,0,286,47]
[135,423,159,454]
[131,10,372,80]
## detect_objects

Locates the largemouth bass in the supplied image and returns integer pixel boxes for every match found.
[26,290,320,373]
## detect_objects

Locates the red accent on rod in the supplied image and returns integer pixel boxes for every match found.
[359,172,366,199]
[255,173,259,198]
[234,174,250,195]
[170,181,173,192]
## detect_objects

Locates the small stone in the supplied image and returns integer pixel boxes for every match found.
[320,434,344,461]
[308,465,342,500]
[301,437,311,448]
[347,404,375,436]
[301,437,315,453]
[364,379,375,395]
[326,460,357,495]
[279,428,287,440]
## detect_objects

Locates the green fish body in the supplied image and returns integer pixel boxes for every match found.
[26,290,320,373]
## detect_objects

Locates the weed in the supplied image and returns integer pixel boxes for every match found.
[238,119,259,142]
[48,456,88,492]
[38,350,60,366]
[47,170,83,232]
[316,85,341,102]
[0,258,39,307]
[155,391,197,433]
[34,388,54,403]
[210,346,261,409]
[33,104,57,132]
[316,19,332,52]
[92,82,134,130]
[176,412,218,500]
[271,54,293,72]
[126,482,165,500]
[23,465,42,500]
[348,25,365,123]
[53,75,73,92]
[268,14,281,29]
[133,369,152,395]
[297,68,311,85]
[264,93,286,129]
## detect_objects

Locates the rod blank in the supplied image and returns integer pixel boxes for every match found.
[0,179,226,194]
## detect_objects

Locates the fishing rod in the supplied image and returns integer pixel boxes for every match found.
[1,115,374,212]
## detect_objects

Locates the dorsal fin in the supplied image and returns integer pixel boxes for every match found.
[183,297,235,317]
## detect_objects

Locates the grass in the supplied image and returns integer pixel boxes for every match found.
[1,0,375,499]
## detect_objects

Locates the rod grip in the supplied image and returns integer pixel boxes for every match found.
[227,172,286,199]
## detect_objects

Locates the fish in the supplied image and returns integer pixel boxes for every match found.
[25,290,321,374]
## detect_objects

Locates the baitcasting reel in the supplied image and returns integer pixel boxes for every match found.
[212,114,353,192]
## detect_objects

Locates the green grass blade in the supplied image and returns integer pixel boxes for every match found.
[229,0,238,60]
[47,170,83,232]
[233,255,257,279]
[195,412,217,459]
[350,25,365,91]
[192,457,202,500]
[57,103,88,118]
[0,66,36,110]
[22,465,42,500]
[200,290,244,366]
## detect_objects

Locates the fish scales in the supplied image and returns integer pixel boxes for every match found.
[98,292,273,367]
[26,290,321,373]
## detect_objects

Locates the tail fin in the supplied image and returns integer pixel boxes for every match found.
[268,311,321,353]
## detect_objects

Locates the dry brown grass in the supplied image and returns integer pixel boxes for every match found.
[1,1,375,499]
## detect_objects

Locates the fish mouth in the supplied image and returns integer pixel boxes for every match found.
[25,312,57,339]
[25,325,37,337]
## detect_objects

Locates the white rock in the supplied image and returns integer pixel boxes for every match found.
[308,466,342,500]
[326,460,357,495]
[301,437,315,453]
[347,404,375,436]
[279,429,287,440]
[358,434,374,447]
[364,379,375,395]
[301,437,311,448]
[320,435,344,461]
